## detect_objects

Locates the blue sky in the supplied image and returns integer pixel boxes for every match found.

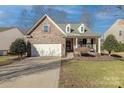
[0,5,124,34]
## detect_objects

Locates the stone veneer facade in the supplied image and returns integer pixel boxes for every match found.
[28,16,66,56]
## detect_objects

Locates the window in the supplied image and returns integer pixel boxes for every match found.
[87,39,91,44]
[119,31,122,36]
[81,27,83,32]
[79,24,84,33]
[66,24,71,33]
[67,27,70,32]
[44,23,49,32]
[79,39,87,47]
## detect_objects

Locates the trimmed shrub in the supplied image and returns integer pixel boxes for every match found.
[27,41,31,57]
[10,38,26,59]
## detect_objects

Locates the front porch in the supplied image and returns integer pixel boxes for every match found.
[65,37,101,56]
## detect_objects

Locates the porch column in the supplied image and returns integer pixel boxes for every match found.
[98,37,101,54]
[76,37,78,48]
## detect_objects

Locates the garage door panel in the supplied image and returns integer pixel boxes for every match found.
[31,44,61,56]
[0,50,7,56]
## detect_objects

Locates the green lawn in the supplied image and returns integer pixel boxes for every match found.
[59,60,124,88]
[0,56,18,65]
[0,56,11,62]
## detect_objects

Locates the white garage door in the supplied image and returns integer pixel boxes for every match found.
[31,44,61,56]
[0,50,7,56]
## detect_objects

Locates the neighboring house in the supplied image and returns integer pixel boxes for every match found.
[104,19,124,43]
[27,14,101,57]
[0,27,24,56]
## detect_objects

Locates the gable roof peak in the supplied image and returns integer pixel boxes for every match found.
[118,18,124,23]
[79,23,84,26]
[26,14,66,35]
[44,14,50,18]
[66,24,71,26]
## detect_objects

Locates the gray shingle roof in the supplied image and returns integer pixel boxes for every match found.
[27,14,100,37]
[58,24,100,37]
[0,27,15,32]
[0,28,24,50]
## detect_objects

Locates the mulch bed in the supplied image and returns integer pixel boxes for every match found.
[73,55,123,61]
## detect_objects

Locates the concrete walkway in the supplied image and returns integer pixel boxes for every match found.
[0,57,61,88]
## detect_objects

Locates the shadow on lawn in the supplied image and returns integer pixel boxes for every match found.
[111,54,124,62]
[111,54,122,58]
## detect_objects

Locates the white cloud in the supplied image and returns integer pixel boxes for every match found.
[0,9,16,20]
[95,11,113,19]
[20,6,33,10]
[0,11,3,14]
[48,6,82,14]
[0,10,8,19]
[95,6,124,20]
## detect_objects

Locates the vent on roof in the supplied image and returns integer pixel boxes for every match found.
[66,24,71,33]
[78,24,85,33]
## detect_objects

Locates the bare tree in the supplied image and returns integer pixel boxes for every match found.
[31,5,68,23]
[46,6,68,23]
[31,5,45,21]
[80,6,94,29]
[60,11,68,23]
[16,9,31,34]
[16,5,69,34]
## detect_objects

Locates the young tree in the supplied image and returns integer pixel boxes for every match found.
[10,38,26,59]
[26,41,31,57]
[103,35,118,55]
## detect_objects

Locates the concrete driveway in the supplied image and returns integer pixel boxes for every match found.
[0,57,61,88]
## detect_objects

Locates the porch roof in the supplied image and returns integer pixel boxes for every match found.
[58,24,100,37]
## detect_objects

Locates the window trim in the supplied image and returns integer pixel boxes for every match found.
[66,24,71,33]
[67,27,70,32]
[81,26,84,32]
[43,23,49,32]
[79,24,85,33]
[119,30,122,36]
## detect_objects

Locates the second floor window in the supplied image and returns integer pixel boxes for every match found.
[66,24,71,33]
[81,27,84,32]
[79,24,84,33]
[119,31,122,36]
[67,27,70,32]
[44,23,49,32]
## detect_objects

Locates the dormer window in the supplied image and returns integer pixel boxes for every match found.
[78,24,85,33]
[66,24,71,33]
[67,27,70,32]
[43,23,49,32]
[81,27,83,32]
[119,30,122,36]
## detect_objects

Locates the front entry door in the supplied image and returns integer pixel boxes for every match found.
[66,38,73,52]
